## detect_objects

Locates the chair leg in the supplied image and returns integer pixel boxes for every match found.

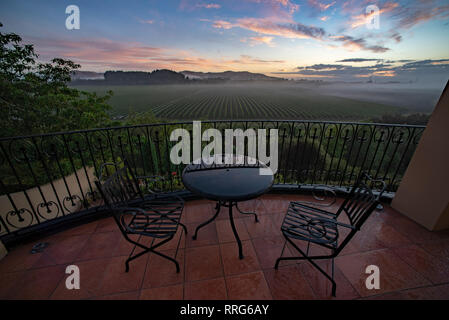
[179,222,188,235]
[125,245,181,273]
[124,235,180,273]
[274,240,288,270]
[276,233,337,296]
[280,240,287,258]
[275,234,309,269]
[125,248,150,273]
[331,257,336,297]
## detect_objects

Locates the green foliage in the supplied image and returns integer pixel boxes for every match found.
[0,23,113,137]
[124,110,162,126]
[371,113,430,125]
[102,69,186,84]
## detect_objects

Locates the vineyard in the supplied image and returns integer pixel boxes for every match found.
[74,83,402,121]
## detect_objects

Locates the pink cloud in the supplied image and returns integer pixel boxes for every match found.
[180,1,222,11]
[350,2,399,29]
[138,19,154,24]
[23,36,285,72]
[242,36,276,46]
[225,54,285,64]
[212,20,235,29]
[211,16,388,53]
[214,17,326,40]
[197,3,221,9]
[329,35,389,53]
[248,0,300,13]
[395,3,449,30]
[308,0,336,11]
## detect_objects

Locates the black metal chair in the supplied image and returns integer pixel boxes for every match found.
[275,173,386,296]
[95,160,187,273]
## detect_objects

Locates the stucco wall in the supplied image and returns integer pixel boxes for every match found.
[0,167,96,235]
[391,81,449,230]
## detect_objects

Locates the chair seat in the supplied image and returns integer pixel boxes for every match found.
[289,200,338,218]
[281,202,339,245]
[126,198,184,238]
[276,174,386,297]
[96,161,188,273]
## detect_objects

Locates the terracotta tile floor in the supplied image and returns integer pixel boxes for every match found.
[1,194,449,300]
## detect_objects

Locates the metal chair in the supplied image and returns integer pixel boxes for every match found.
[95,160,187,273]
[275,173,386,296]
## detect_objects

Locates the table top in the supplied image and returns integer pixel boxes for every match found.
[182,155,274,202]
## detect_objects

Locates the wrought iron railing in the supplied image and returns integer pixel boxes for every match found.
[0,120,425,242]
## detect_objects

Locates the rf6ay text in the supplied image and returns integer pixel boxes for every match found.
[179,304,270,317]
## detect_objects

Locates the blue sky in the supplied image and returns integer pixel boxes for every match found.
[1,0,448,81]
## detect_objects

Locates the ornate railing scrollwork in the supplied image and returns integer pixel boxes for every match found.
[0,120,426,241]
[36,201,60,220]
[6,208,34,229]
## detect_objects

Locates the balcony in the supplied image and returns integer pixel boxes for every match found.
[1,195,449,300]
[1,117,449,300]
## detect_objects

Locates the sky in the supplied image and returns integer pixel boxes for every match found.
[1,0,448,83]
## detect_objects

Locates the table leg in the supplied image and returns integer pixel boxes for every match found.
[235,202,258,222]
[192,201,221,240]
[229,202,244,259]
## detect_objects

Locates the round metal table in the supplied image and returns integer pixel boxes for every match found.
[182,155,274,259]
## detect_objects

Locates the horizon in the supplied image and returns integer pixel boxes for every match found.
[1,0,449,87]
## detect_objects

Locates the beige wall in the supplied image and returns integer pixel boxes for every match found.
[392,81,449,230]
[0,167,96,235]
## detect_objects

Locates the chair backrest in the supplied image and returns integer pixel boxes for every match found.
[95,161,143,208]
[337,173,386,230]
[332,173,386,255]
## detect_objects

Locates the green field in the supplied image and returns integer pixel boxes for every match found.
[73,83,403,121]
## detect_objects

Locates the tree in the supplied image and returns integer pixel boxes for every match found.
[371,113,430,125]
[0,22,113,137]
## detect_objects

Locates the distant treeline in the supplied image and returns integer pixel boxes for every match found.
[71,69,240,85]
[71,69,189,85]
[371,113,430,125]
[70,69,289,85]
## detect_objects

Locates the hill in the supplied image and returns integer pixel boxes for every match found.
[181,70,283,81]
